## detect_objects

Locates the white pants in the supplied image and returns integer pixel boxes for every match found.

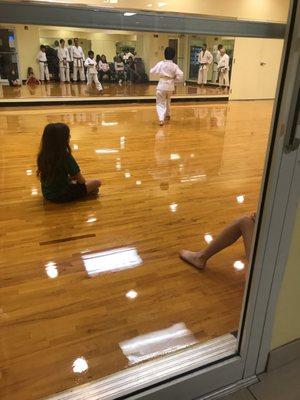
[59,61,70,82]
[39,62,49,81]
[87,72,103,91]
[156,90,172,122]
[212,63,218,83]
[73,59,85,82]
[198,67,208,84]
[219,69,229,87]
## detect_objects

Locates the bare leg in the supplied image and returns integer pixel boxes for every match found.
[180,214,255,270]
[85,179,101,195]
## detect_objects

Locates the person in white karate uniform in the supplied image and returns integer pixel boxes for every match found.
[72,38,85,82]
[212,44,223,83]
[57,39,71,83]
[197,44,213,86]
[218,48,230,89]
[36,45,50,83]
[84,50,103,93]
[150,47,184,126]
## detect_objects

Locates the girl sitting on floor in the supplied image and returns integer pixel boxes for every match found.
[26,67,40,85]
[37,123,101,202]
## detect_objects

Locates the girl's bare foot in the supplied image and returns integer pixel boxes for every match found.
[179,250,207,270]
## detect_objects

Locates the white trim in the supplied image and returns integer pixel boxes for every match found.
[44,334,237,400]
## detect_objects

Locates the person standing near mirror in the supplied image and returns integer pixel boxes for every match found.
[72,38,85,83]
[197,44,213,87]
[57,39,71,83]
[218,47,230,91]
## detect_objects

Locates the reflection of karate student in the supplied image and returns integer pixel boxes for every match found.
[84,51,103,93]
[67,39,74,79]
[36,45,50,83]
[114,56,125,85]
[197,44,213,86]
[57,39,71,83]
[218,48,230,89]
[150,47,184,126]
[212,44,223,83]
[72,38,85,82]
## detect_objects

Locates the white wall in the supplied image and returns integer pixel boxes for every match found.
[230,37,284,100]
[271,203,300,349]
[15,25,40,80]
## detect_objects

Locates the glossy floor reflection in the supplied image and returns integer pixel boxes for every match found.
[0,101,272,400]
[0,81,227,99]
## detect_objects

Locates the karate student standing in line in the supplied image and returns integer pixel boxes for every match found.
[197,44,213,86]
[36,45,50,83]
[150,47,183,126]
[57,39,71,83]
[218,48,230,90]
[67,39,74,80]
[84,51,103,93]
[72,38,85,82]
[212,44,223,83]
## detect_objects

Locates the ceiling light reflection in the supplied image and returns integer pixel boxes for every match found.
[124,12,137,16]
[87,217,97,223]
[136,180,142,185]
[204,234,213,244]
[73,144,79,150]
[120,323,197,365]
[82,247,143,277]
[126,290,138,299]
[101,121,118,126]
[26,169,32,176]
[169,203,178,213]
[95,149,119,154]
[45,261,58,279]
[234,260,245,271]
[236,195,245,204]
[72,357,88,373]
[181,174,206,183]
[125,172,131,178]
[170,153,180,160]
[31,188,38,196]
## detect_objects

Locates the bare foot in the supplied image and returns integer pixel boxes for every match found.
[179,250,207,270]
[159,121,164,126]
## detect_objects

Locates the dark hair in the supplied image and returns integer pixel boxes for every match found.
[218,44,223,50]
[74,37,79,41]
[68,39,73,45]
[202,43,207,48]
[88,50,94,58]
[101,54,107,62]
[37,123,71,182]
[164,47,175,60]
[60,39,65,44]
[27,67,34,77]
[96,54,101,63]
[40,44,45,50]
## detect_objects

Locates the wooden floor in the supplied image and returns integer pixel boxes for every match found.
[0,100,273,400]
[0,81,226,99]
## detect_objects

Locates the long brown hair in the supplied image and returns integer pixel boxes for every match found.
[37,123,71,182]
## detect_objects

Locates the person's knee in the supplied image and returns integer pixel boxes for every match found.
[240,215,253,229]
[95,179,101,188]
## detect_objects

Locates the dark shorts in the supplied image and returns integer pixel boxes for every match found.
[50,182,87,203]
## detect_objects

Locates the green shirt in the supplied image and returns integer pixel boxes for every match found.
[41,154,80,200]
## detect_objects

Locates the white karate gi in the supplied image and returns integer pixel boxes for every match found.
[72,45,85,82]
[218,53,230,87]
[150,60,183,123]
[84,58,103,92]
[36,50,49,81]
[197,49,213,84]
[57,46,71,82]
[212,50,221,83]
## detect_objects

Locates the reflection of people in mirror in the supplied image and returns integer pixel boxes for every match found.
[36,44,50,83]
[212,44,223,83]
[180,213,256,270]
[26,67,39,85]
[197,44,213,86]
[84,51,103,93]
[57,39,71,83]
[218,48,230,90]
[72,38,85,82]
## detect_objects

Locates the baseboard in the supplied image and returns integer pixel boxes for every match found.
[267,338,300,372]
